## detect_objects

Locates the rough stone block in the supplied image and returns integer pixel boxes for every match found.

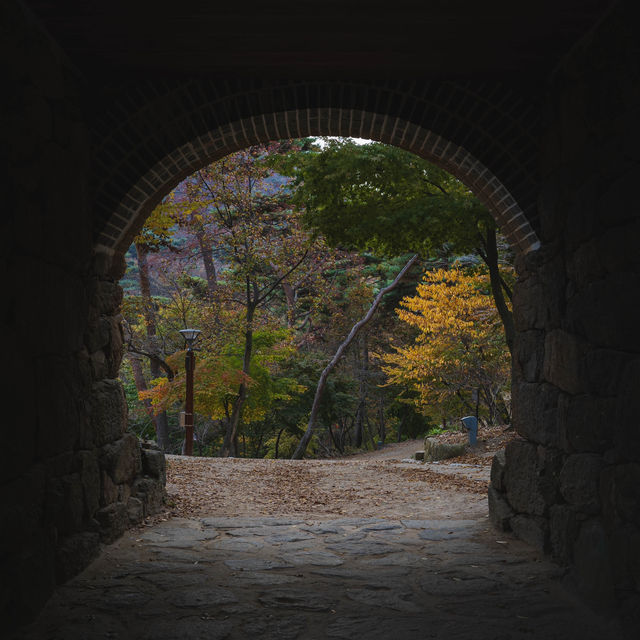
[84,316,111,354]
[504,439,547,516]
[536,446,564,508]
[513,329,545,382]
[105,315,124,378]
[101,433,141,484]
[100,470,118,506]
[583,348,632,397]
[423,438,466,462]
[55,532,100,583]
[141,448,166,483]
[414,450,424,461]
[117,483,131,503]
[75,450,100,519]
[127,497,144,524]
[133,477,166,516]
[559,453,603,513]
[90,349,108,381]
[94,280,123,315]
[558,394,615,453]
[565,273,640,352]
[95,502,128,544]
[513,276,547,332]
[490,449,507,491]
[542,329,588,395]
[549,504,579,565]
[538,252,567,329]
[512,381,563,448]
[488,486,513,531]
[90,379,127,447]
[510,514,549,552]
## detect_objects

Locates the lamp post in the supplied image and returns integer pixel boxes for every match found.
[179,328,201,456]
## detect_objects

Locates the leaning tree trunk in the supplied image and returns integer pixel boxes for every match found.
[291,255,419,460]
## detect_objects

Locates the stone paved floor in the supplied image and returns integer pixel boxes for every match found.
[14,516,631,639]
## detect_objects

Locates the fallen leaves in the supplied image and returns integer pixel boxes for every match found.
[164,450,491,521]
[160,430,516,521]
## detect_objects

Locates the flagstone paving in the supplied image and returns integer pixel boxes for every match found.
[14,515,632,639]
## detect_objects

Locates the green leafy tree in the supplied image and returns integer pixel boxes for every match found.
[273,138,515,352]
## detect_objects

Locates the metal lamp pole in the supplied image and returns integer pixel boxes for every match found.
[179,328,201,456]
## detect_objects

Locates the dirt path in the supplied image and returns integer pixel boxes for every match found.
[164,438,491,522]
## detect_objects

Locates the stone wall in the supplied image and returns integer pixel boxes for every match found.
[489,4,640,614]
[0,3,165,630]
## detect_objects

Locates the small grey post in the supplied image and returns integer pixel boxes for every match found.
[460,416,478,446]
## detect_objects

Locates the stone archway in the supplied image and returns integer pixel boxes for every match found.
[3,1,639,631]
[94,107,539,260]
[88,79,543,263]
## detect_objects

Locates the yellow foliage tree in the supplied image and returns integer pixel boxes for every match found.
[381,267,510,426]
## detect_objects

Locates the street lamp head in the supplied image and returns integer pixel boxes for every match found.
[179,328,201,348]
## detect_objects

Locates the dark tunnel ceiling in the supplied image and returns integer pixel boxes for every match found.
[24,0,615,81]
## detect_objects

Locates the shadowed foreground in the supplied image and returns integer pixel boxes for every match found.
[14,449,633,640]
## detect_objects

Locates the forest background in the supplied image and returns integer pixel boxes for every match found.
[119,138,514,458]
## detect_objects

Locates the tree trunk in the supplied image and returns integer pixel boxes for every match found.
[274,427,286,459]
[282,282,296,328]
[328,424,343,454]
[291,254,419,459]
[129,354,152,417]
[478,227,514,354]
[135,242,170,450]
[149,360,170,451]
[378,393,386,443]
[221,303,255,457]
[135,243,157,336]
[355,335,370,449]
[196,230,218,297]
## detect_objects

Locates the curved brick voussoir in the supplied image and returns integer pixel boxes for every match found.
[90,80,541,260]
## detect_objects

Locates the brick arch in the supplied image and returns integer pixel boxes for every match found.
[92,81,542,257]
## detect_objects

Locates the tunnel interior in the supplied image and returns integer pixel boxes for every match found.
[2,0,639,629]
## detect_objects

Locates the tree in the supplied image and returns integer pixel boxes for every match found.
[123,205,177,450]
[152,143,333,456]
[381,267,511,426]
[273,139,515,352]
[291,254,419,459]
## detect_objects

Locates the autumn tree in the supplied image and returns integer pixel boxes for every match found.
[152,143,337,456]
[122,206,177,450]
[381,267,511,426]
